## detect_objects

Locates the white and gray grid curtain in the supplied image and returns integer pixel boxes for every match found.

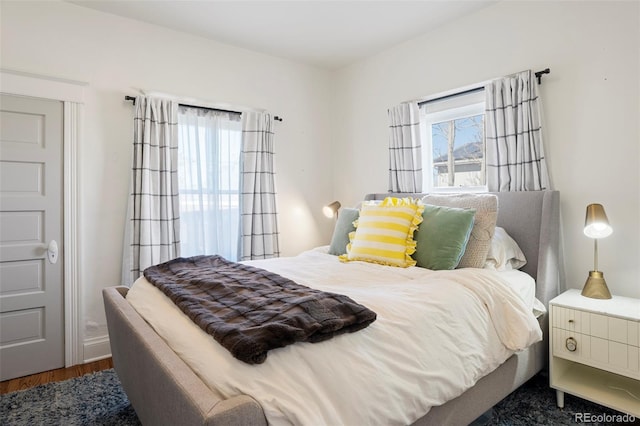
[239,111,280,260]
[388,101,422,192]
[485,70,550,192]
[122,96,180,285]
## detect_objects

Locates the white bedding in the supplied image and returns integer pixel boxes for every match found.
[127,248,543,426]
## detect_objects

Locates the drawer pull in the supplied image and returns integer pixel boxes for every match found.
[566,337,577,352]
[568,319,574,323]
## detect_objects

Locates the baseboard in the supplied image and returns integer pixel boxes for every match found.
[83,335,111,363]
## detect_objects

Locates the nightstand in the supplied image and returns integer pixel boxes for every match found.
[549,289,640,416]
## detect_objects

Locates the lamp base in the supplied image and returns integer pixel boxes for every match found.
[581,271,612,299]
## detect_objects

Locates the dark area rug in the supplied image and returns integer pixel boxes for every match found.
[483,372,639,426]
[1,369,139,426]
[1,369,637,425]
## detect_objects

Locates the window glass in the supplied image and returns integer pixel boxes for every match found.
[420,90,486,192]
[177,107,242,260]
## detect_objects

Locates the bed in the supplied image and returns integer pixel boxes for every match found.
[103,190,561,425]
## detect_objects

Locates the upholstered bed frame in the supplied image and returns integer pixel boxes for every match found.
[103,190,561,425]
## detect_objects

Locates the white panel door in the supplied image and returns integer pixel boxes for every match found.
[0,94,64,381]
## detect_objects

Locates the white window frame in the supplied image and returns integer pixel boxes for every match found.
[419,89,487,193]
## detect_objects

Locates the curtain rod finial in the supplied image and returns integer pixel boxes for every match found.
[534,68,550,84]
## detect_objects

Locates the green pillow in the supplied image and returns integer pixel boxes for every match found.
[328,208,359,255]
[413,204,475,270]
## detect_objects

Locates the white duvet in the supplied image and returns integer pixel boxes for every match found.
[127,248,542,426]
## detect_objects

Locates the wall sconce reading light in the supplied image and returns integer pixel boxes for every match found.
[581,203,613,299]
[323,201,341,219]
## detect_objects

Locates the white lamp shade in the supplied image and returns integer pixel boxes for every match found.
[583,203,612,238]
[323,201,341,218]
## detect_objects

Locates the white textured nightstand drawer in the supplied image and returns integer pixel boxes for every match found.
[552,306,639,346]
[553,328,640,379]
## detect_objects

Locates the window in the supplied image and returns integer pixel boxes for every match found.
[177,106,242,260]
[420,90,486,192]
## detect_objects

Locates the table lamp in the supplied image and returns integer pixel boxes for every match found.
[581,203,612,299]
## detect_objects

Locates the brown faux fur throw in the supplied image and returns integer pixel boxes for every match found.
[143,255,377,364]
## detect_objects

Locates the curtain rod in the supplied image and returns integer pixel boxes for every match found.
[124,95,283,122]
[417,86,484,107]
[418,68,551,107]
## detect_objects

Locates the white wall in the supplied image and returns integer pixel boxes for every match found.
[1,1,335,361]
[332,1,640,298]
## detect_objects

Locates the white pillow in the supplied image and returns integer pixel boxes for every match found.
[484,227,527,271]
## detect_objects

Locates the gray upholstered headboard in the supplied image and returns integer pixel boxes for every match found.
[363,191,562,308]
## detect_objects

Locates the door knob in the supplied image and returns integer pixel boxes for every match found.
[47,240,59,264]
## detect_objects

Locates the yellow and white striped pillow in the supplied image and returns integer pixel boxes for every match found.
[339,197,424,267]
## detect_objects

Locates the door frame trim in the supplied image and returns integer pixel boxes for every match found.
[1,69,86,367]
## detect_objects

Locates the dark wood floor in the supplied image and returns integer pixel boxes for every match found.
[0,357,113,395]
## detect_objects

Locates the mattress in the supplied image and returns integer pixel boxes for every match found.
[127,248,543,425]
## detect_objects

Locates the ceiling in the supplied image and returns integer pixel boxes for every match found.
[68,0,496,70]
